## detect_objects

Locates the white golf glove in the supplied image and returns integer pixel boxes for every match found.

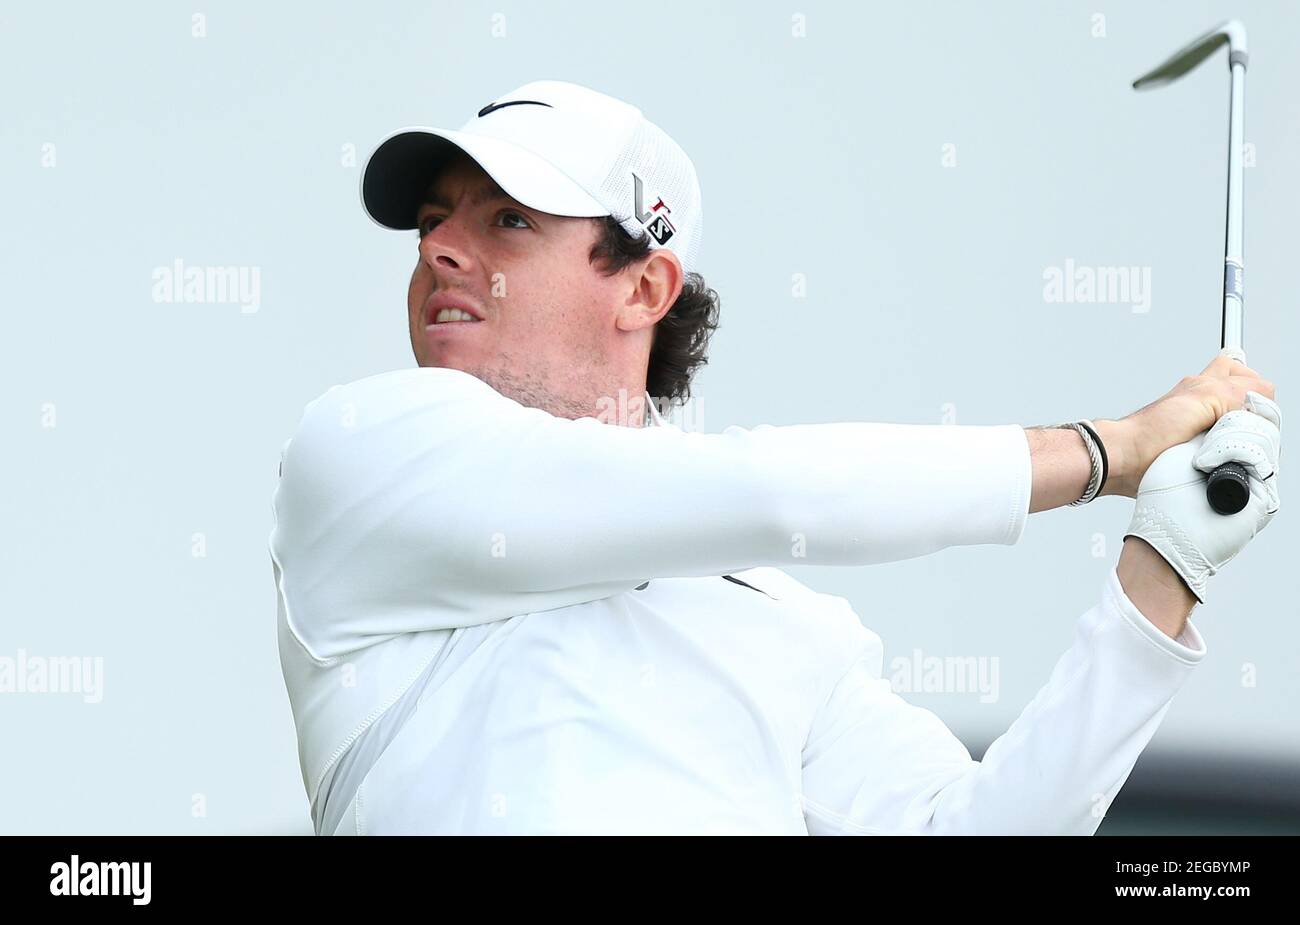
[1123,391,1281,604]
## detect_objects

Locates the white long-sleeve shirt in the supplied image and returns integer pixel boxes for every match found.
[268,366,1206,835]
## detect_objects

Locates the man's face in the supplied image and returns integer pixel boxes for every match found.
[407,152,632,410]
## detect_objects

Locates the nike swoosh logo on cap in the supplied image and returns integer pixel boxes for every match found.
[477,99,553,118]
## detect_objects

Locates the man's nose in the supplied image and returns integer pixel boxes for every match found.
[419,217,475,274]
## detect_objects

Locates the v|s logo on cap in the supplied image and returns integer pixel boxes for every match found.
[632,172,676,246]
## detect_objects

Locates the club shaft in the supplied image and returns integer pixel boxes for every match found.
[1222,61,1245,350]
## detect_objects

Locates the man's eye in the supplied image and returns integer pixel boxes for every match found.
[497,210,530,229]
[417,211,528,236]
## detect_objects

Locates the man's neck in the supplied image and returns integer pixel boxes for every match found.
[474,369,648,427]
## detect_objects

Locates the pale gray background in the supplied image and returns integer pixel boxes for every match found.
[2,0,1296,834]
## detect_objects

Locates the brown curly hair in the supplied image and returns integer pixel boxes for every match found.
[587,216,720,406]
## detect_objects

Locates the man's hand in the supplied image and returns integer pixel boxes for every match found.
[1097,348,1276,498]
[1122,390,1281,607]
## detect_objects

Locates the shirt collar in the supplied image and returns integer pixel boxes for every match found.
[645,391,666,428]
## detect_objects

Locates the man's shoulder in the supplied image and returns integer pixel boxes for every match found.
[274,367,508,515]
[280,367,502,461]
[305,366,497,414]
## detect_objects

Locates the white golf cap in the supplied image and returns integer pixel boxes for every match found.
[360,79,703,275]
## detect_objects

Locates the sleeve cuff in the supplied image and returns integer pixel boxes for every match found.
[1003,424,1033,546]
[1103,565,1207,664]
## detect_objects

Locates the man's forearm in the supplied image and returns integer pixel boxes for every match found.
[1024,419,1134,513]
[1115,536,1197,640]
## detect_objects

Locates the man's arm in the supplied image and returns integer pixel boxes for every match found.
[1024,351,1276,519]
[799,564,1204,835]
[271,367,1033,659]
[1023,423,1197,639]
[1024,420,1132,512]
[1116,536,1197,640]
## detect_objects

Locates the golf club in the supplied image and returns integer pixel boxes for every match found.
[1133,20,1251,515]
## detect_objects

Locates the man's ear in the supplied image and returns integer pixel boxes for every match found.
[615,250,684,333]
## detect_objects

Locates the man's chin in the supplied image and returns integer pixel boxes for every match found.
[413,331,480,368]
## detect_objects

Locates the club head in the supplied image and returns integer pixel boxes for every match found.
[1132,20,1248,90]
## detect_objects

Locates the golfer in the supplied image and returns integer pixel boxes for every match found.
[269,80,1282,835]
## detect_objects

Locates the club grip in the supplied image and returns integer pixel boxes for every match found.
[1206,461,1251,515]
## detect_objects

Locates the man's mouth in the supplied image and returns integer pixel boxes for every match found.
[423,293,487,326]
[430,307,483,325]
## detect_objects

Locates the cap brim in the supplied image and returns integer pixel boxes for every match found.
[360,127,609,230]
